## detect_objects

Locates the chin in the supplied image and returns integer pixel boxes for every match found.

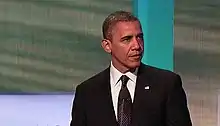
[128,61,141,68]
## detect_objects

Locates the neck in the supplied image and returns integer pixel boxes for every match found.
[111,62,136,74]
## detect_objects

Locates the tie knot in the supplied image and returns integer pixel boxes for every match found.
[120,75,129,87]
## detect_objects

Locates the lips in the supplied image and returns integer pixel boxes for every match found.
[130,53,142,57]
[129,54,142,59]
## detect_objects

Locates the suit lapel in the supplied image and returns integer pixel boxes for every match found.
[96,64,153,126]
[98,68,118,126]
[132,63,152,125]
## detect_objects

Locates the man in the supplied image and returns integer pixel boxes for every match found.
[70,11,192,126]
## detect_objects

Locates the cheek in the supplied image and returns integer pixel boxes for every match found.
[111,42,130,59]
[138,40,144,47]
[122,49,131,60]
[141,44,144,50]
[114,48,128,60]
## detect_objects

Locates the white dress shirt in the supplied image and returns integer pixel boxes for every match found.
[110,62,138,119]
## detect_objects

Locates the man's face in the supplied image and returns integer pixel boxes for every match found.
[106,21,144,72]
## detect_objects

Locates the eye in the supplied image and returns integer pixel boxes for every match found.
[121,36,133,43]
[137,34,143,41]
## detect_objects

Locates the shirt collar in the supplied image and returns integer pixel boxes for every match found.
[110,62,138,87]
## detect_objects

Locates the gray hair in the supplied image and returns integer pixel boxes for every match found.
[102,10,140,40]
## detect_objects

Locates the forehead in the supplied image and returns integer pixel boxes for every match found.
[112,21,142,36]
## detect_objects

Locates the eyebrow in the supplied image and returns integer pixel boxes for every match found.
[120,33,144,41]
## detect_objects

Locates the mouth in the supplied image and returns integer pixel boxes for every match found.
[129,54,142,59]
[130,52,142,56]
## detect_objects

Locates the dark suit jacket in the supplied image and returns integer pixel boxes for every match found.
[70,63,192,126]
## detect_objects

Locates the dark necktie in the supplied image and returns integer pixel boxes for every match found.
[117,75,132,126]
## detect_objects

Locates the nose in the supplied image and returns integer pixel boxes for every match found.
[131,37,143,51]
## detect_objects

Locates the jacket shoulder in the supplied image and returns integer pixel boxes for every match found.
[140,63,179,78]
[75,67,109,91]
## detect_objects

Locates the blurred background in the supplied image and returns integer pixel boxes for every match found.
[175,0,220,125]
[0,0,219,125]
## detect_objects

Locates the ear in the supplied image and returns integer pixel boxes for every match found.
[101,39,112,53]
